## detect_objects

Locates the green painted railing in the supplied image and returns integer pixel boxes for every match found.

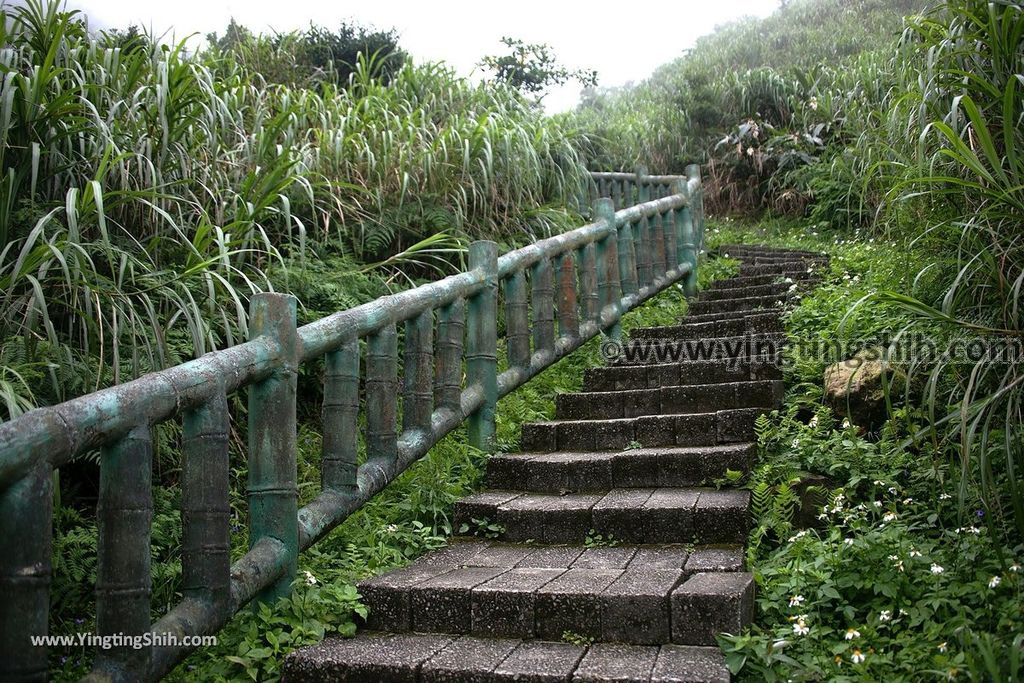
[0,165,705,681]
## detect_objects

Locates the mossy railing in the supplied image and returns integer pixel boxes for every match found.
[0,165,705,681]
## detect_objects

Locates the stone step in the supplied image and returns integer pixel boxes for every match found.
[283,633,733,682]
[583,357,781,392]
[554,380,783,421]
[717,243,826,259]
[520,407,765,452]
[703,272,818,290]
[687,294,790,316]
[486,444,755,492]
[611,333,785,366]
[630,312,782,340]
[352,539,749,646]
[453,487,750,545]
[752,255,829,266]
[696,282,790,300]
[663,311,782,327]
[738,263,821,277]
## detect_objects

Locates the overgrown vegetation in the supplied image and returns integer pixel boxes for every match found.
[575,3,1024,672]
[707,219,1023,680]
[4,0,1023,678]
[0,0,587,417]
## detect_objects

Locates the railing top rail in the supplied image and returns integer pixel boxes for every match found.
[588,171,695,182]
[0,181,698,493]
[0,337,279,490]
[0,162,706,682]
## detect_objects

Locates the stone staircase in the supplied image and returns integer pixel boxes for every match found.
[284,245,826,682]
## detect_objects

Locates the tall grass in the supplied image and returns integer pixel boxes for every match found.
[867,0,1024,538]
[0,0,588,416]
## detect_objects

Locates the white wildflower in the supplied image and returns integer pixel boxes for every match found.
[938,642,948,653]
[844,538,855,546]
[842,418,851,429]
[940,493,952,500]
[792,620,809,636]
[1010,563,1021,573]
[989,576,1001,589]
[845,628,861,640]
[931,564,945,575]
[883,512,898,522]
[910,549,922,557]
[851,649,866,664]
[302,570,318,586]
[789,594,805,607]
[879,610,892,622]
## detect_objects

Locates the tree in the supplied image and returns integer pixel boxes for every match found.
[480,37,597,99]
[206,19,406,88]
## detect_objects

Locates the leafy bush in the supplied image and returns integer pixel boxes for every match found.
[725,406,1024,683]
[716,219,1023,682]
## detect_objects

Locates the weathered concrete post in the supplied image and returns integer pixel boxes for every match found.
[94,424,154,679]
[467,241,498,451]
[322,339,359,491]
[674,179,698,298]
[686,164,705,254]
[247,292,299,603]
[0,462,52,682]
[593,198,623,342]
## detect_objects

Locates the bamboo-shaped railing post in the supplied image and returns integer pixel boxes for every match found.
[93,424,154,679]
[434,300,465,418]
[662,204,677,275]
[686,164,705,253]
[635,166,652,289]
[466,241,498,452]
[556,252,580,340]
[593,198,622,341]
[504,271,531,370]
[403,312,434,435]
[0,461,52,682]
[365,324,398,480]
[247,292,299,603]
[322,339,359,491]
[181,391,231,615]
[674,179,698,297]
[532,257,556,354]
[578,243,599,325]
[611,179,622,209]
[618,218,638,298]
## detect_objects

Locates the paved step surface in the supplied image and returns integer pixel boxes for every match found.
[486,444,755,492]
[583,358,781,392]
[284,245,825,683]
[285,633,732,682]
[353,539,749,645]
[453,487,750,545]
[553,380,783,420]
